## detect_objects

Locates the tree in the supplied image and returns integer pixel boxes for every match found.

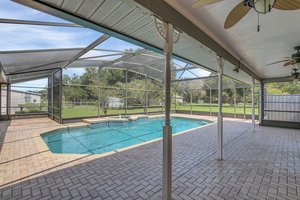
[267,81,300,94]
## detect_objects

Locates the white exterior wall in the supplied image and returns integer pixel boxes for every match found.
[108,97,124,108]
[1,90,42,114]
[265,95,300,123]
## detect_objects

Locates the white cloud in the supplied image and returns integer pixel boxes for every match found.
[0,24,101,51]
[0,0,67,22]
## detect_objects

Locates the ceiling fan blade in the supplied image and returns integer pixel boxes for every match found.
[224,1,252,29]
[274,0,300,10]
[192,0,223,8]
[266,59,290,66]
[284,60,295,66]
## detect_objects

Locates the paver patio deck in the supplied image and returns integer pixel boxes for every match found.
[0,115,299,199]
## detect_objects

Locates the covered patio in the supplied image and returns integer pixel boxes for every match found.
[0,0,300,199]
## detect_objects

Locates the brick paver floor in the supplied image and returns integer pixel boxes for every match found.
[0,116,299,199]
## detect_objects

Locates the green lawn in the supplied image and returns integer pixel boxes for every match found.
[62,103,258,119]
[176,103,259,115]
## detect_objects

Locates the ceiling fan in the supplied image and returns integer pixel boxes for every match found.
[192,0,300,30]
[267,46,300,67]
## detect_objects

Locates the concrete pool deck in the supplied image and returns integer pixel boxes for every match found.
[0,115,300,199]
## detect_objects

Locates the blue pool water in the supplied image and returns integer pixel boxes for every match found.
[42,117,211,154]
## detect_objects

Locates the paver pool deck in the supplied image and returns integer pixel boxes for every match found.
[0,114,299,199]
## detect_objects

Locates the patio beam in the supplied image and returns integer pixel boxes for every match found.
[173,66,198,72]
[0,18,82,27]
[171,75,218,82]
[61,35,110,69]
[162,22,173,200]
[217,56,224,160]
[9,74,51,83]
[261,76,292,83]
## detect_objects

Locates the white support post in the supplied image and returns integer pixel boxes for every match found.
[162,23,173,200]
[98,67,101,118]
[243,87,246,119]
[209,88,212,116]
[125,70,128,116]
[252,77,255,132]
[217,56,224,160]
[0,83,2,115]
[234,88,237,118]
[6,82,11,118]
[190,90,192,115]
[59,69,63,124]
[259,82,265,125]
[162,88,164,113]
[145,75,148,114]
[174,92,177,112]
[51,74,54,119]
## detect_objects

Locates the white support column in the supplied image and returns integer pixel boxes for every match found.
[259,82,265,125]
[145,75,148,114]
[252,77,255,132]
[243,87,246,119]
[98,67,101,118]
[174,92,177,112]
[59,69,63,124]
[217,56,224,160]
[162,87,164,113]
[209,88,212,116]
[125,69,128,116]
[162,23,173,200]
[0,83,2,115]
[6,82,11,118]
[190,90,192,115]
[234,88,237,118]
[51,74,54,119]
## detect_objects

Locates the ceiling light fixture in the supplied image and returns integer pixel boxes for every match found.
[250,0,277,31]
[233,60,241,73]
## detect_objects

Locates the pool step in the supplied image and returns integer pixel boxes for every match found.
[82,115,149,124]
[82,117,128,124]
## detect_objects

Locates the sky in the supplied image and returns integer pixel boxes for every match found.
[1,0,210,91]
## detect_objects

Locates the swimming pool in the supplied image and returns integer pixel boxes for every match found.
[42,117,211,154]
